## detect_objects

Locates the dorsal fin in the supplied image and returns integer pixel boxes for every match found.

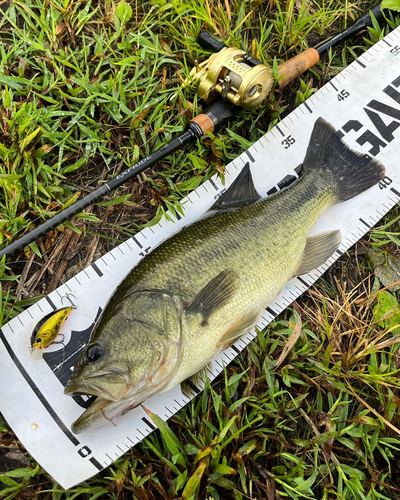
[210,162,261,211]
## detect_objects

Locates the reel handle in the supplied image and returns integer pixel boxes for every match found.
[197,31,226,52]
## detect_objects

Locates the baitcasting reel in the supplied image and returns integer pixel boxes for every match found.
[193,41,274,110]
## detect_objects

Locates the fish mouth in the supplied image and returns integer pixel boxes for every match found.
[71,384,160,434]
[64,373,130,402]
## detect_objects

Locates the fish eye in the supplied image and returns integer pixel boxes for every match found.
[86,344,102,363]
[35,337,42,344]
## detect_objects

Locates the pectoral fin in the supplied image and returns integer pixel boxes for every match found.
[296,230,341,276]
[216,305,261,350]
[186,268,240,324]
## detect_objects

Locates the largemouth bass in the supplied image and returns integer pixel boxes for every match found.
[65,118,385,433]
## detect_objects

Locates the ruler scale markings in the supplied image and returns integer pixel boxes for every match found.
[222,352,232,361]
[245,150,255,162]
[141,417,156,430]
[132,236,143,248]
[91,263,103,277]
[231,345,241,354]
[359,218,372,229]
[83,270,90,279]
[88,457,104,471]
[45,296,57,310]
[276,125,285,137]
[209,178,219,190]
[297,276,310,287]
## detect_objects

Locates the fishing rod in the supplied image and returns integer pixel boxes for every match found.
[0,2,385,260]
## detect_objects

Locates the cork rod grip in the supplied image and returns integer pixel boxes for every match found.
[190,114,215,134]
[277,48,320,89]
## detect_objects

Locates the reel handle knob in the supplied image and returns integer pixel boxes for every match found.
[197,31,226,53]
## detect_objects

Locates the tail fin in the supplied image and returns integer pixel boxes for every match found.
[303,117,385,202]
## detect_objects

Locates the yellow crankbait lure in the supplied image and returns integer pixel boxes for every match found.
[30,307,72,350]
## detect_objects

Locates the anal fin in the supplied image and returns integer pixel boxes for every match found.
[296,230,341,276]
[181,363,211,397]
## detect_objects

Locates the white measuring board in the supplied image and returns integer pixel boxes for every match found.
[1,28,400,489]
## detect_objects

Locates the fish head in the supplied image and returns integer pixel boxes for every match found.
[64,339,132,401]
[65,289,184,416]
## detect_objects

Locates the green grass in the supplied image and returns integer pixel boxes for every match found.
[2,0,400,498]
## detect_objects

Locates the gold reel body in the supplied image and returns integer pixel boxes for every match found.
[196,47,273,110]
